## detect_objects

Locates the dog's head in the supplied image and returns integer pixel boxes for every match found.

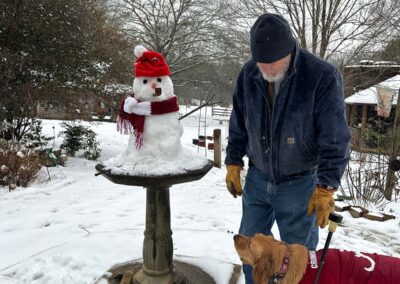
[234,234,285,265]
[234,234,288,284]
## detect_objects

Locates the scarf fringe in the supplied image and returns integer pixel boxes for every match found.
[117,115,144,149]
[117,114,134,135]
[134,131,144,149]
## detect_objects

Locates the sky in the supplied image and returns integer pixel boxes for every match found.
[0,107,399,284]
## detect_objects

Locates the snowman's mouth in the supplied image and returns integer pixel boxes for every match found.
[153,88,162,96]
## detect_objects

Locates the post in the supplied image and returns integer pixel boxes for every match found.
[349,105,357,127]
[384,88,400,200]
[360,105,368,146]
[213,129,221,168]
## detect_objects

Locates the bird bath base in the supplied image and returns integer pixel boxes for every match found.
[95,259,218,284]
[95,160,214,284]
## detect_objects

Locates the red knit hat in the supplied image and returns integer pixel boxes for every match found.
[134,46,170,77]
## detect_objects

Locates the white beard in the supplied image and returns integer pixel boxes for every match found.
[261,70,284,82]
[257,60,291,83]
[259,66,288,82]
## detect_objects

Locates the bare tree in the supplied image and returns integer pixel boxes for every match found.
[374,0,400,34]
[372,0,400,63]
[235,0,400,66]
[114,0,241,77]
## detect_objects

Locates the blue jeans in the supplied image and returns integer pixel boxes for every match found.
[239,167,318,284]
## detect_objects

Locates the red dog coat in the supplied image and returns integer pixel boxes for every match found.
[299,249,400,283]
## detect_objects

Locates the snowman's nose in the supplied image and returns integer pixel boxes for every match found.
[150,82,157,89]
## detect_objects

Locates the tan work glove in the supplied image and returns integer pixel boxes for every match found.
[307,186,335,228]
[226,165,243,198]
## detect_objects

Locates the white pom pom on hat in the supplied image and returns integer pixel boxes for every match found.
[134,45,148,58]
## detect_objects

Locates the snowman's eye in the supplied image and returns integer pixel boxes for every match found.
[157,78,162,82]
[143,79,148,84]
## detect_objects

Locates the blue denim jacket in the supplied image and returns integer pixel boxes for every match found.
[225,46,351,188]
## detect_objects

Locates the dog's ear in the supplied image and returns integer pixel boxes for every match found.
[253,255,274,284]
[251,237,287,284]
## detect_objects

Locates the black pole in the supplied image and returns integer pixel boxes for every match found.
[313,213,343,284]
[313,232,332,283]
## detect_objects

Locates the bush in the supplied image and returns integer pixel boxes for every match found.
[0,118,52,148]
[363,117,392,149]
[22,120,53,148]
[59,121,101,160]
[0,144,43,191]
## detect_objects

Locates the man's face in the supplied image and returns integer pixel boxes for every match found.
[257,54,291,82]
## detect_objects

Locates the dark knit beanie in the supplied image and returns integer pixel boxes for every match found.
[250,13,295,63]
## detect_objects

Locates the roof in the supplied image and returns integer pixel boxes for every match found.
[345,75,400,105]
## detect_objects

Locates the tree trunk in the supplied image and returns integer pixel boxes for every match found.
[384,88,400,200]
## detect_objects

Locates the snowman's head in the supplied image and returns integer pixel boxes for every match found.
[132,45,174,102]
[133,75,174,102]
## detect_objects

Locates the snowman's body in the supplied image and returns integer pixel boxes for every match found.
[124,108,183,160]
[122,47,183,161]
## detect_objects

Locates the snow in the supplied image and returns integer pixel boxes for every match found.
[103,84,131,95]
[352,206,364,213]
[345,75,400,105]
[346,64,400,68]
[359,60,375,65]
[0,108,400,284]
[104,145,209,176]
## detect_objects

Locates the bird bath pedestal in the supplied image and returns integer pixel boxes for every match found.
[95,160,214,284]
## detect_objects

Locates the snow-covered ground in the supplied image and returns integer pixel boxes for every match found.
[1,106,399,284]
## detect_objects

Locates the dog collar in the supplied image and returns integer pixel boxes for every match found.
[268,244,290,283]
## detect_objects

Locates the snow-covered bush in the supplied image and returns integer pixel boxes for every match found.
[59,122,101,160]
[0,145,42,191]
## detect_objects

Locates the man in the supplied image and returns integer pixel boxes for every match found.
[225,13,351,283]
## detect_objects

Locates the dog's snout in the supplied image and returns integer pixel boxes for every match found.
[233,234,240,242]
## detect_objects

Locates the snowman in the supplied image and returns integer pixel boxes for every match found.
[116,45,183,162]
[105,45,208,175]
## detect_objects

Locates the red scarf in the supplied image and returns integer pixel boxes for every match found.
[117,96,179,149]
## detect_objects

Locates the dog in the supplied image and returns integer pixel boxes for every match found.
[234,233,400,284]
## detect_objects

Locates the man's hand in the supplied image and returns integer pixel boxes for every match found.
[307,186,335,228]
[226,165,243,198]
